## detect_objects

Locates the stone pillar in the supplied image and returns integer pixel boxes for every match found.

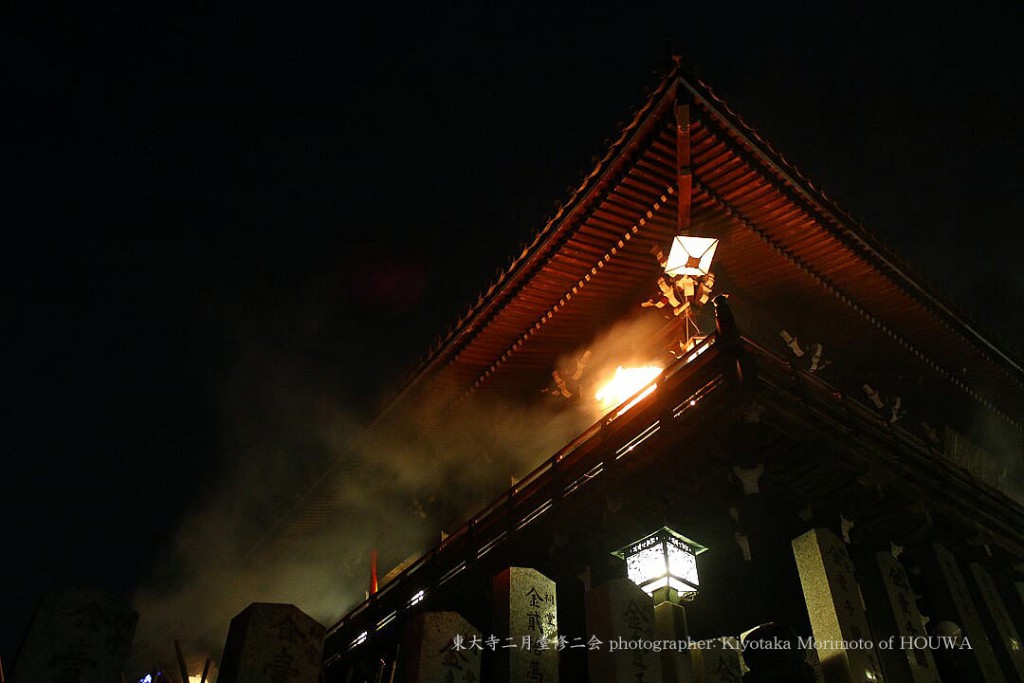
[399,611,481,683]
[967,562,1024,680]
[918,543,1005,682]
[217,603,325,683]
[791,528,885,682]
[688,637,743,683]
[10,588,137,683]
[492,566,558,683]
[655,602,695,683]
[855,550,939,683]
[585,579,662,683]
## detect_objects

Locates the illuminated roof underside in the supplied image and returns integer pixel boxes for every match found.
[383,63,1022,429]
[290,63,1023,541]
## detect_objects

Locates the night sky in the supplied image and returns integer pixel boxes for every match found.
[4,2,1023,671]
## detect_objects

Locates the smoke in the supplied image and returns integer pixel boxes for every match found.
[128,341,381,677]
[125,305,671,683]
[127,302,673,678]
[963,403,1024,505]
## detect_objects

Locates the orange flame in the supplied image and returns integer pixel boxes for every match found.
[595,366,663,411]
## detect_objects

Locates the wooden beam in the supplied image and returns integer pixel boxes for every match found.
[675,103,692,234]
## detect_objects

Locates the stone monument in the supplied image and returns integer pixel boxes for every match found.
[968,562,1024,680]
[856,550,940,683]
[10,587,137,683]
[918,543,1005,682]
[792,528,885,682]
[492,566,558,683]
[217,602,325,683]
[400,610,481,683]
[585,578,662,683]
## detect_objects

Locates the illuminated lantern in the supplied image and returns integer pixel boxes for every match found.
[614,527,706,601]
[664,236,718,278]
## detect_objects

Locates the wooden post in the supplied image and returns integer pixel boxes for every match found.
[175,640,190,683]
[675,103,692,235]
[387,644,399,683]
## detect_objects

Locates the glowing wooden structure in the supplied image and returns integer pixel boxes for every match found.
[321,61,1024,682]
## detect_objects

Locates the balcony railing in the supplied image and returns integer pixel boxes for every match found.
[324,332,1024,665]
[324,334,726,663]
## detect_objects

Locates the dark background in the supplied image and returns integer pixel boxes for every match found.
[4,2,1022,671]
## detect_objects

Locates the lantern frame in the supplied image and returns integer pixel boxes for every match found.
[664,236,719,278]
[613,527,707,600]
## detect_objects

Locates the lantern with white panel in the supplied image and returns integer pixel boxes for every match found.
[614,527,707,604]
[645,235,720,352]
[665,236,718,278]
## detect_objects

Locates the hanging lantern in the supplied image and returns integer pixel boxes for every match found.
[665,236,718,278]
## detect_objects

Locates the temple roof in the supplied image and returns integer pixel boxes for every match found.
[316,63,1024,667]
[381,61,1023,432]
[278,62,1024,547]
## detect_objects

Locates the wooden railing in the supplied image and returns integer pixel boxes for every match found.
[324,333,1024,666]
[324,334,725,664]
